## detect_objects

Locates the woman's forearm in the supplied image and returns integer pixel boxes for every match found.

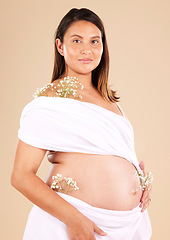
[11,170,82,226]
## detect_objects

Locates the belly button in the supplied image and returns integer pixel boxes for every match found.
[132,186,141,195]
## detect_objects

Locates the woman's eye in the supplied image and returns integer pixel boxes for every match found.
[92,40,99,44]
[73,39,81,43]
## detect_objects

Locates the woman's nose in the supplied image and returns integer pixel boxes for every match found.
[80,43,91,54]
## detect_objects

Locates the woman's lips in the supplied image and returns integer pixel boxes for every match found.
[78,58,93,64]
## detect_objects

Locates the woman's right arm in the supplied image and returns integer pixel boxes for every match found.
[11,139,107,240]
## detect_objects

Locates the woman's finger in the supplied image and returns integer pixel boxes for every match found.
[139,161,146,175]
[142,190,152,204]
[141,184,152,203]
[141,197,152,212]
[93,224,107,237]
[139,184,152,210]
[140,188,152,210]
[142,189,151,202]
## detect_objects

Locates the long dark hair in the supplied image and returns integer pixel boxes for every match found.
[51,8,120,102]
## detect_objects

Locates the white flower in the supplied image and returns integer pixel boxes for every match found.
[51,173,79,194]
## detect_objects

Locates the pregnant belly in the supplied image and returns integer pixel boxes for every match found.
[45,153,143,211]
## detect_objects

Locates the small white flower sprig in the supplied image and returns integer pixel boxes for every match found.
[33,76,84,99]
[55,76,84,99]
[51,173,79,194]
[33,83,54,98]
[138,171,153,191]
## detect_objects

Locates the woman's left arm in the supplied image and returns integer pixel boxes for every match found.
[139,161,153,212]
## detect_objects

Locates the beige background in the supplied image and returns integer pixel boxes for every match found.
[1,0,170,239]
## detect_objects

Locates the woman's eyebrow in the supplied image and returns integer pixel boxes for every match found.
[70,34,101,39]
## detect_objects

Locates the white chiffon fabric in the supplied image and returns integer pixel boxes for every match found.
[23,192,152,240]
[18,96,152,239]
[18,96,143,173]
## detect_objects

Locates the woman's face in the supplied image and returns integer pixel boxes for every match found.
[56,20,103,76]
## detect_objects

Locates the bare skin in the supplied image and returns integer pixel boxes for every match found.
[46,152,143,210]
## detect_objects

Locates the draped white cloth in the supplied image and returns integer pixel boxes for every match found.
[18,96,143,173]
[23,192,152,240]
[18,96,152,239]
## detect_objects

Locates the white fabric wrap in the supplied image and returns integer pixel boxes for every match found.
[23,192,152,240]
[19,96,152,239]
[18,96,142,173]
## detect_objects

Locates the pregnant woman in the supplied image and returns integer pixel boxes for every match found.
[11,8,153,240]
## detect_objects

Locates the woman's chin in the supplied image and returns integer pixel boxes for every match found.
[75,66,98,75]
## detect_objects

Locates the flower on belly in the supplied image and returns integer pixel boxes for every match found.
[51,173,79,194]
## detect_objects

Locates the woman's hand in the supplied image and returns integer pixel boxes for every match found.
[139,161,152,212]
[66,212,107,240]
